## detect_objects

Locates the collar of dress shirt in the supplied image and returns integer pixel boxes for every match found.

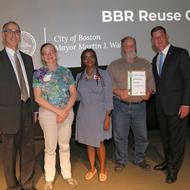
[5,47,21,57]
[160,44,171,56]
[5,47,16,56]
[84,68,96,79]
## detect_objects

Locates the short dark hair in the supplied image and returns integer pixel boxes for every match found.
[2,21,20,32]
[151,26,167,37]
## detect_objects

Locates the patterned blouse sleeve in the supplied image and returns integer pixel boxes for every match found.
[66,68,75,86]
[33,70,43,88]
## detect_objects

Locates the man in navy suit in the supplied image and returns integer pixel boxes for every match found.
[151,26,190,184]
[0,21,37,190]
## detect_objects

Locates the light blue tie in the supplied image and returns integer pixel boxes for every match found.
[158,52,164,76]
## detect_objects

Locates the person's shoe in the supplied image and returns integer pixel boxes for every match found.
[166,172,177,184]
[44,181,53,190]
[64,177,78,188]
[114,163,125,173]
[99,171,107,182]
[137,160,151,171]
[85,168,97,180]
[154,162,167,171]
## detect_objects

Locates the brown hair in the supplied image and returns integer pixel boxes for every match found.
[40,42,57,55]
[40,43,57,65]
[151,26,167,37]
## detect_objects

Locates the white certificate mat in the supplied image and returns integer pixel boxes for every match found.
[128,71,146,96]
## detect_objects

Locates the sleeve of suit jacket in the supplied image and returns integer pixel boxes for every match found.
[180,49,190,106]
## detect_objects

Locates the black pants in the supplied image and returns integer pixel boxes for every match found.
[157,113,187,174]
[1,101,35,190]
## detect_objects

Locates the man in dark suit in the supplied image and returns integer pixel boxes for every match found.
[0,21,37,190]
[151,26,190,184]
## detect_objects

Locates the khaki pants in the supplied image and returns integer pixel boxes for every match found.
[39,107,74,182]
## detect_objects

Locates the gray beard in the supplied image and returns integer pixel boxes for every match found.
[123,51,137,61]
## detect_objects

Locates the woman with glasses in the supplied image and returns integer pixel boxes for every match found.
[75,49,113,182]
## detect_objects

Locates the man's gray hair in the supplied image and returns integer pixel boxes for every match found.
[121,36,137,53]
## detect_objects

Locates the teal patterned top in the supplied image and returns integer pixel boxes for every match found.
[33,65,75,106]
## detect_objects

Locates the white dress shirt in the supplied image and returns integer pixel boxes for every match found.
[5,47,30,96]
[156,44,171,75]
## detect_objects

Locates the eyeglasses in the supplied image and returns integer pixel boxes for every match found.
[83,55,96,61]
[3,29,21,36]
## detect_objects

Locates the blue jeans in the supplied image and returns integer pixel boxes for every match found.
[112,98,149,165]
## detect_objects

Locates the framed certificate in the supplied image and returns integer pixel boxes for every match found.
[128,71,146,96]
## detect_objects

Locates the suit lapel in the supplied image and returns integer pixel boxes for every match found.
[1,49,20,89]
[153,54,160,78]
[161,45,173,75]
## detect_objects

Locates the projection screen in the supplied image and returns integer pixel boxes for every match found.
[0,0,190,69]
